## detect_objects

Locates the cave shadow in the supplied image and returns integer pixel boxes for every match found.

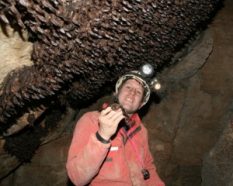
[139,92,162,119]
[66,178,75,186]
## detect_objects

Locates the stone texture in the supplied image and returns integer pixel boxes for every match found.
[0,135,72,186]
[142,0,233,184]
[0,0,233,185]
[0,26,33,86]
[202,116,233,186]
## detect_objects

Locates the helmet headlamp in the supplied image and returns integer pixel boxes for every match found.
[140,63,154,78]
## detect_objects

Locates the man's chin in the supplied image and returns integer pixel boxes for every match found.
[120,103,138,114]
[123,107,137,115]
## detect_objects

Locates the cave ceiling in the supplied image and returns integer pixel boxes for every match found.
[0,0,222,162]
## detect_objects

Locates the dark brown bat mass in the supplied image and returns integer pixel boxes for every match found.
[0,0,221,161]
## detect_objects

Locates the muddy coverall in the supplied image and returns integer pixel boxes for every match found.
[66,111,165,186]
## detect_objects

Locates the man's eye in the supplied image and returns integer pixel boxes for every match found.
[126,86,131,89]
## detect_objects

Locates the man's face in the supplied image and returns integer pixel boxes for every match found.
[117,79,144,114]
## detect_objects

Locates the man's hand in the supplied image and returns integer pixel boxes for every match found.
[98,106,125,141]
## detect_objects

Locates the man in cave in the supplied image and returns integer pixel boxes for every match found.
[66,64,165,186]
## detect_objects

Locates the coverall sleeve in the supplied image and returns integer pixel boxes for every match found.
[66,112,111,186]
[144,129,165,186]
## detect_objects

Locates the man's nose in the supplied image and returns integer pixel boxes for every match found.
[128,88,137,96]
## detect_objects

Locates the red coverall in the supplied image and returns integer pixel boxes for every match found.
[66,111,165,186]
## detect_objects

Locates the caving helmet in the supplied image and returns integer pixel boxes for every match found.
[115,63,161,107]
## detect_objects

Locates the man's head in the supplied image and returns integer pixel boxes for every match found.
[116,78,145,114]
[115,64,160,114]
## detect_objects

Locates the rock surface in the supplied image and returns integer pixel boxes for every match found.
[0,0,233,186]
